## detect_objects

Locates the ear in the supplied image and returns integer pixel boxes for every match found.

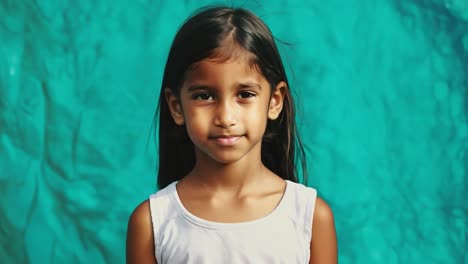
[165,88,185,125]
[268,81,287,120]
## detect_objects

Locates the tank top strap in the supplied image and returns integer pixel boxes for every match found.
[148,182,178,262]
[283,180,318,247]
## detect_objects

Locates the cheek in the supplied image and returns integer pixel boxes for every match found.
[184,109,209,137]
[246,103,269,129]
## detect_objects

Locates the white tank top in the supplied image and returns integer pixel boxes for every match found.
[148,180,317,264]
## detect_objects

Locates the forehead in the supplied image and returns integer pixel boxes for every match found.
[183,57,266,86]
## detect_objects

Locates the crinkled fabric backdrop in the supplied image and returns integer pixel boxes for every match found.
[0,0,466,263]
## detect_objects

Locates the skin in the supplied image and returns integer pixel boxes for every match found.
[126,57,337,263]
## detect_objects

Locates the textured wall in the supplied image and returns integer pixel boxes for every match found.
[0,0,466,263]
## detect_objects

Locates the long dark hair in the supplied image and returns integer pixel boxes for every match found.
[155,6,307,189]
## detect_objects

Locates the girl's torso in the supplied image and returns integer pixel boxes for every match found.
[148,180,317,264]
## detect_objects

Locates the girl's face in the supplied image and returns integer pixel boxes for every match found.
[166,56,285,165]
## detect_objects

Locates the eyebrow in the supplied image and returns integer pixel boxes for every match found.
[240,81,262,91]
[187,84,211,92]
[186,82,262,92]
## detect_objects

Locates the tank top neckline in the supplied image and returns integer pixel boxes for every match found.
[167,180,292,229]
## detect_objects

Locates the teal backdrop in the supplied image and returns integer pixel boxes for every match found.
[1,0,467,263]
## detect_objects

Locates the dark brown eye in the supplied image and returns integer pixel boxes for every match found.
[193,93,213,101]
[238,91,255,99]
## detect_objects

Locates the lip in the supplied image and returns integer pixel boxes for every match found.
[210,135,242,146]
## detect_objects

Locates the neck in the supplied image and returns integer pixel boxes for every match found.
[186,150,267,191]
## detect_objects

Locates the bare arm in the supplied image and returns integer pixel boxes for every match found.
[126,200,158,264]
[309,197,338,264]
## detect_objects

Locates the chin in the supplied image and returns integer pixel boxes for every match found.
[200,148,254,165]
[195,143,262,165]
[210,154,245,165]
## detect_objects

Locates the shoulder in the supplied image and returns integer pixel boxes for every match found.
[309,196,338,264]
[126,200,157,263]
[127,200,153,235]
[313,197,335,226]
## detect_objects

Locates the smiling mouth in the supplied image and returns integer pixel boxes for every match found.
[210,135,243,146]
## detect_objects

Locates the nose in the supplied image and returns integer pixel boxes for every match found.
[214,100,237,128]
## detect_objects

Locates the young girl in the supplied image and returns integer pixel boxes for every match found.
[126,6,337,264]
